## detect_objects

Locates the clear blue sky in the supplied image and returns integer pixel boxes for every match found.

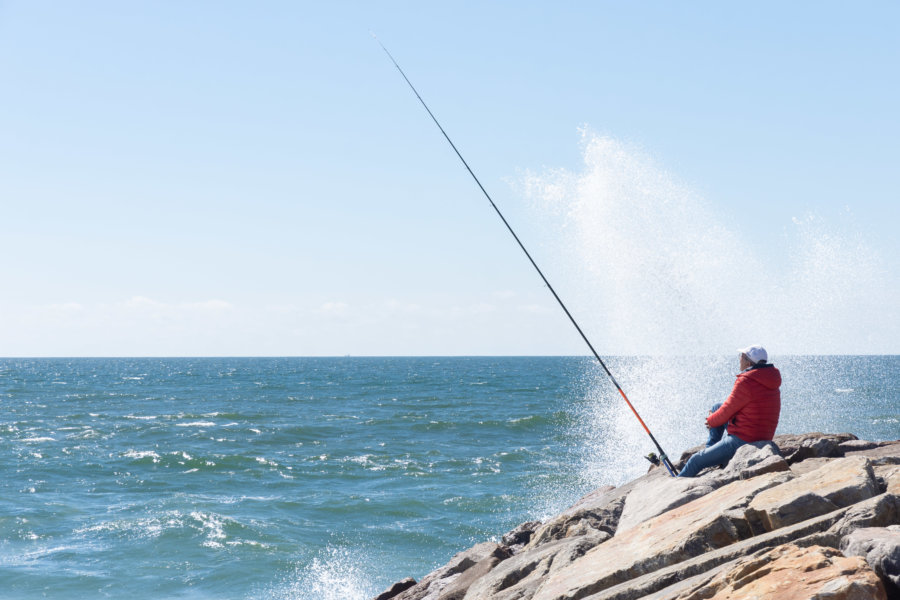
[1,1,897,356]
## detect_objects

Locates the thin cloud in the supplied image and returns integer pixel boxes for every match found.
[122,297,233,312]
[318,301,350,315]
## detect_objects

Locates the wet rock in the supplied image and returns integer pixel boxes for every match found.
[375,578,417,600]
[390,542,510,600]
[669,544,887,600]
[462,533,609,600]
[501,521,542,554]
[841,526,900,597]
[436,548,512,600]
[528,486,625,548]
[744,456,879,533]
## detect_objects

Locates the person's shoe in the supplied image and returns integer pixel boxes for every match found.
[645,452,661,467]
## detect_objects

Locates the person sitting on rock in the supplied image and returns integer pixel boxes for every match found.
[677,345,782,477]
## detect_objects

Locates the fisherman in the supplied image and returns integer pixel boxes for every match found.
[676,345,782,477]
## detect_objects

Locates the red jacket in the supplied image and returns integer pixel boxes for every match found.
[707,364,782,442]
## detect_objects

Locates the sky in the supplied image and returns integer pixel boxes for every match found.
[1,1,897,357]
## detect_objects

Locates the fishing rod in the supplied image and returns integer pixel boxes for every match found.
[375,36,678,477]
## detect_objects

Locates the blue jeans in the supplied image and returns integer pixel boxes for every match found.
[678,403,747,477]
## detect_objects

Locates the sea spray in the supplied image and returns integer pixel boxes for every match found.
[266,545,377,600]
[567,357,735,487]
[521,131,897,487]
[522,131,893,355]
[786,213,888,353]
[522,132,759,356]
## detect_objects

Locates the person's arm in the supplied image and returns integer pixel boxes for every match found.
[707,377,752,427]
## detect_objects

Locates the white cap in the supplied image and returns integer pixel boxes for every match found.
[738,345,768,364]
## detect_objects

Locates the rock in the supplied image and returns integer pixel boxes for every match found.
[844,442,900,466]
[375,578,417,600]
[391,542,510,600]
[877,465,900,495]
[380,435,900,600]
[841,526,900,596]
[566,486,617,512]
[774,432,857,464]
[615,445,791,535]
[633,564,738,600]
[436,548,512,600]
[744,456,879,533]
[675,444,705,471]
[790,456,836,476]
[616,477,718,533]
[708,441,789,484]
[669,544,887,600]
[528,487,625,548]
[840,439,886,453]
[502,521,542,554]
[829,493,900,538]
[462,533,609,600]
[614,445,790,536]
[529,472,792,600]
[737,453,791,479]
[676,436,816,479]
[588,509,851,600]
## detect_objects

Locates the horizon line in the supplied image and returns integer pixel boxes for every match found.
[1,353,897,360]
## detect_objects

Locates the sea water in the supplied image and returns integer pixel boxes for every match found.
[1,356,897,599]
[4,133,897,598]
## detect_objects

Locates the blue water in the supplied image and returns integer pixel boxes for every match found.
[1,356,897,599]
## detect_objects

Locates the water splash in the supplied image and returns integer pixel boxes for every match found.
[266,545,376,600]
[521,131,897,487]
[522,131,894,356]
[785,214,888,353]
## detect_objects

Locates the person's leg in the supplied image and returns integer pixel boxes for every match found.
[705,403,725,447]
[678,433,745,477]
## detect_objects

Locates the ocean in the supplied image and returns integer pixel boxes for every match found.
[1,356,897,599]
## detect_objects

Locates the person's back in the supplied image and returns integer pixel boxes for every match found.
[708,362,781,442]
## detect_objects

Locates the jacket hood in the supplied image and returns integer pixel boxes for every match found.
[740,364,782,390]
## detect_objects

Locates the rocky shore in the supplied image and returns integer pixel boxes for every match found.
[373,433,900,600]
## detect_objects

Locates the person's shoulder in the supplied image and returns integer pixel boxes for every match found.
[746,364,782,387]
